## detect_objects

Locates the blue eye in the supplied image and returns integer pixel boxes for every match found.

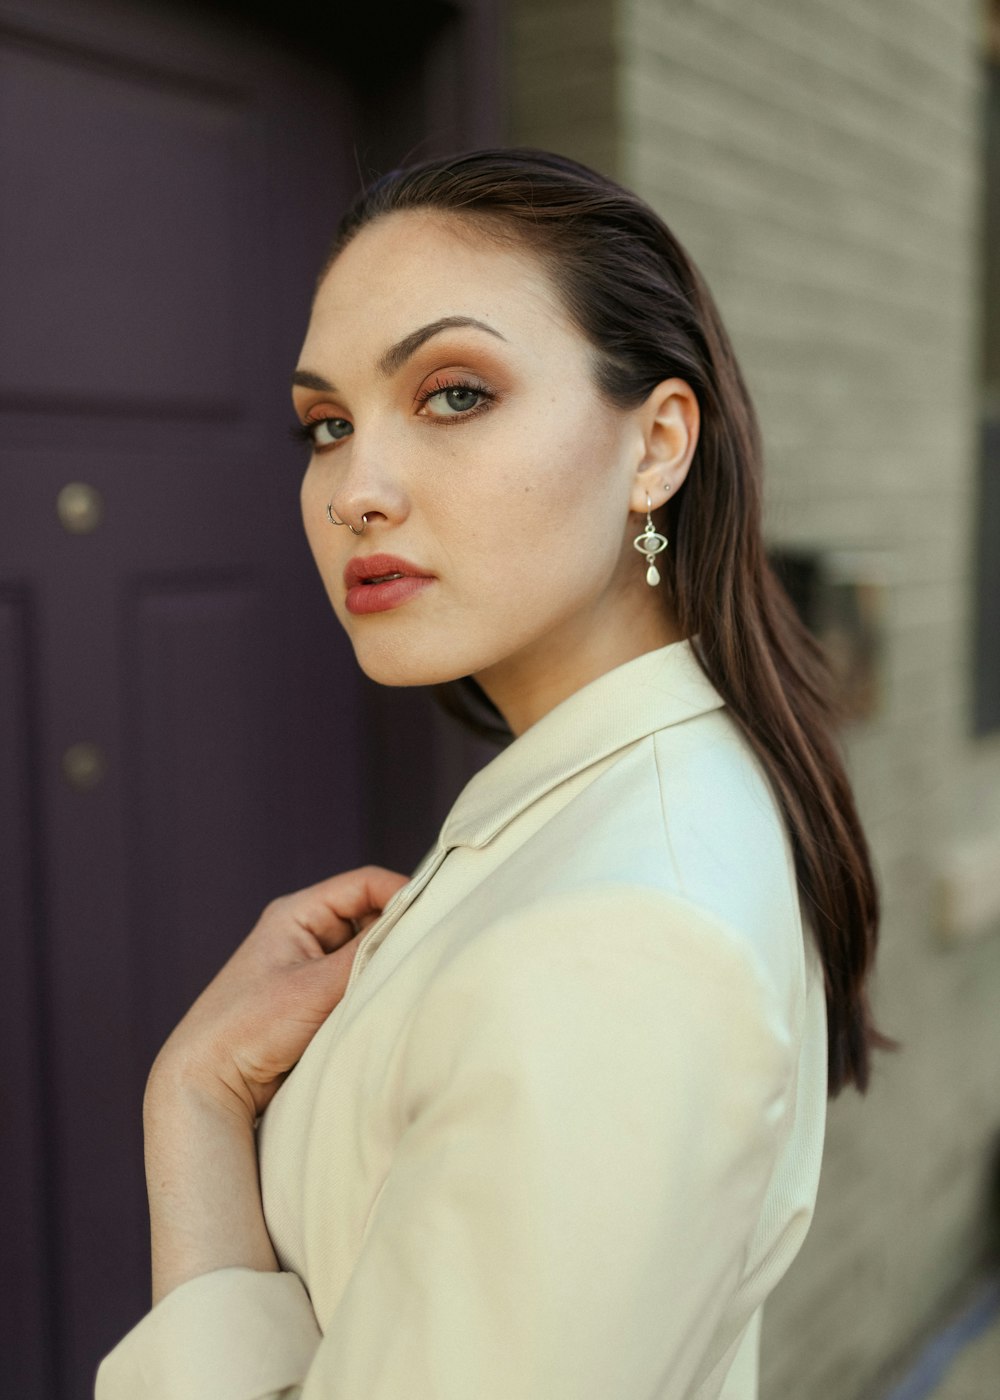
[415,376,497,421]
[289,375,496,455]
[423,385,483,415]
[305,417,352,447]
[289,417,353,450]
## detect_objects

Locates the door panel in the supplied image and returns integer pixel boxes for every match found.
[0,39,247,409]
[0,586,57,1396]
[0,2,499,1395]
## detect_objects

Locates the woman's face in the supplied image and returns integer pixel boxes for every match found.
[294,209,691,732]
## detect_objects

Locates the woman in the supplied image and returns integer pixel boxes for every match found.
[96,147,897,1399]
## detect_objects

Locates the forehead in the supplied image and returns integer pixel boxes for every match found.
[308,209,570,343]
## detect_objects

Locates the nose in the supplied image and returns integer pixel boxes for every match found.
[326,429,409,530]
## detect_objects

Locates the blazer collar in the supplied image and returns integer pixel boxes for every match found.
[439,636,725,851]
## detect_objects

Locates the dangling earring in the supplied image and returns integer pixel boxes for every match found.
[632,488,669,586]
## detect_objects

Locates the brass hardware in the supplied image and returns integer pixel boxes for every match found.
[62,742,106,791]
[57,482,104,534]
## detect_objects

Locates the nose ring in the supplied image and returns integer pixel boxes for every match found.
[327,501,368,535]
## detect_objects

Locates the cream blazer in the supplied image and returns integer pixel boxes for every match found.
[96,637,828,1400]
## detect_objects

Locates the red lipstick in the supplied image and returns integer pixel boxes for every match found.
[343,553,435,616]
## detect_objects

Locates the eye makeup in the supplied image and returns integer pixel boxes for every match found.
[290,371,499,451]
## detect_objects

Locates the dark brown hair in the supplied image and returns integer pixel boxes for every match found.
[323,146,900,1098]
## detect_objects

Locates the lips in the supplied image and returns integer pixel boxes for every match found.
[343,553,434,591]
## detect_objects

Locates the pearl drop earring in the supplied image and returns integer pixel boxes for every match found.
[632,488,670,586]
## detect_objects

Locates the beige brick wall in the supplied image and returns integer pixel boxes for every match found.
[507,2,1000,1396]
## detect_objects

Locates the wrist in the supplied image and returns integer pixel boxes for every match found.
[145,1050,255,1132]
[143,1074,277,1305]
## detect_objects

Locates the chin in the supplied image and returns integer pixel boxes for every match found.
[349,633,473,690]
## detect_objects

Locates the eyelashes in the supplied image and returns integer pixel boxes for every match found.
[288,417,349,448]
[414,376,494,417]
[289,375,498,452]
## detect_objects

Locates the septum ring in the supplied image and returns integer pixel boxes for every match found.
[327,501,368,534]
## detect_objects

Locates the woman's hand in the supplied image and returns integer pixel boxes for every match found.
[146,865,410,1127]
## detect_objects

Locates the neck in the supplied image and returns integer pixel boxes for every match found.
[475,595,683,739]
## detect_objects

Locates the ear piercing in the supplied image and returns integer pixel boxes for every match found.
[633,488,670,586]
[327,502,368,534]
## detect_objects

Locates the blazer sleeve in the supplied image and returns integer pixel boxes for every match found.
[94,883,797,1400]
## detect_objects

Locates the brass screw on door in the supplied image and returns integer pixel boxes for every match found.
[57,482,104,534]
[61,742,106,791]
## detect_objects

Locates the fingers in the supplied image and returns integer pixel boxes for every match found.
[284,866,411,950]
[352,864,412,910]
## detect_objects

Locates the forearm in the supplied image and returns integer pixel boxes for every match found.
[143,1073,278,1306]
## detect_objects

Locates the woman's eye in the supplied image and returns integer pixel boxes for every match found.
[421,384,489,417]
[292,381,492,453]
[310,418,353,446]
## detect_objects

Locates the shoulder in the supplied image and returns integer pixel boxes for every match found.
[433,880,788,1011]
[504,708,805,1012]
[398,880,797,1121]
[595,705,793,891]
[528,706,791,890]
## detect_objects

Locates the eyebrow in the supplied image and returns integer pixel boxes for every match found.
[291,315,507,393]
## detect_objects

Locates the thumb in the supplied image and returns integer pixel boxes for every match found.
[288,927,366,1019]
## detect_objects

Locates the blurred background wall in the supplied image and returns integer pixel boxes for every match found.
[507,0,1000,1395]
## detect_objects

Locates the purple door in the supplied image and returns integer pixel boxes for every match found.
[0,2,500,1396]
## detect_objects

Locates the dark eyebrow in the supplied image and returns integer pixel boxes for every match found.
[376,315,507,377]
[291,369,335,391]
[292,316,507,394]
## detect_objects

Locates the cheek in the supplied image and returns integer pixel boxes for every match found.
[458,434,621,600]
[498,405,623,548]
[475,407,566,508]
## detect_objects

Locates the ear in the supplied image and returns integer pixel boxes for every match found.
[627,378,699,515]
